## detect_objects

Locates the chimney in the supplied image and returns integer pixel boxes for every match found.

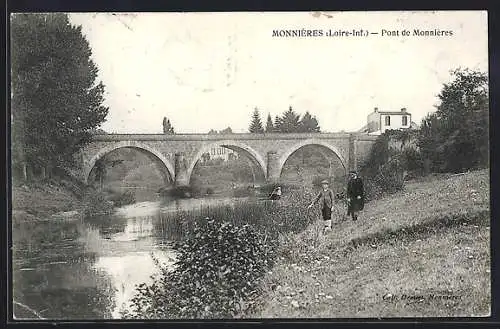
[401,108,407,112]
[374,107,378,113]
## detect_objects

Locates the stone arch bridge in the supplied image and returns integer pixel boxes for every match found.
[75,133,378,187]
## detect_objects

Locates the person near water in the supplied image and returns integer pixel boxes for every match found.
[308,179,335,231]
[269,186,282,200]
[346,171,364,221]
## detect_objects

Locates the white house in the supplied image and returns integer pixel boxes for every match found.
[200,146,239,162]
[364,107,415,135]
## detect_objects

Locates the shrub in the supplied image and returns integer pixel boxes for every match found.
[166,186,198,199]
[81,190,114,217]
[363,159,405,201]
[108,190,136,207]
[123,219,277,319]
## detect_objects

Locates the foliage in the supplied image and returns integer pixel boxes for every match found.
[162,117,175,134]
[418,68,489,173]
[92,157,124,189]
[274,115,281,130]
[124,219,277,319]
[11,13,108,180]
[274,106,301,133]
[299,111,321,132]
[80,190,114,217]
[359,130,422,200]
[201,152,211,162]
[220,127,233,134]
[271,107,321,133]
[207,127,233,134]
[107,190,136,207]
[265,113,274,133]
[249,108,264,133]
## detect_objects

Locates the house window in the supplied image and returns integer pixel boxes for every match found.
[385,116,391,126]
[402,115,408,126]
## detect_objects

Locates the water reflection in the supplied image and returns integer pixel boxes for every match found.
[12,220,115,319]
[12,196,253,319]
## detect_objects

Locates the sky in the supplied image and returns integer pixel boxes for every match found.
[68,11,488,134]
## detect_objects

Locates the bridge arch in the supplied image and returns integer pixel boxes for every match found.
[186,140,267,184]
[83,141,175,184]
[278,139,347,178]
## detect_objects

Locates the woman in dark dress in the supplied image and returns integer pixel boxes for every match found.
[347,171,364,221]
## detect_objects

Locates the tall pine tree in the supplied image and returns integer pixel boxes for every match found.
[265,113,274,133]
[299,111,321,132]
[275,106,301,133]
[11,13,109,180]
[249,108,264,133]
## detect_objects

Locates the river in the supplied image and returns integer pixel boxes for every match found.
[12,196,254,320]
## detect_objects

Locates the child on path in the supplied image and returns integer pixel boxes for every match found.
[308,179,335,232]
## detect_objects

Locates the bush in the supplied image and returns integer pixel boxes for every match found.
[363,159,405,201]
[123,219,277,319]
[166,186,198,198]
[81,190,114,217]
[108,190,136,207]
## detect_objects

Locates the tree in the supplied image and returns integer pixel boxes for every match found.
[90,128,107,135]
[162,117,175,134]
[201,152,211,162]
[249,108,264,133]
[275,106,301,133]
[418,68,489,173]
[220,127,233,134]
[265,113,274,133]
[93,157,123,189]
[299,111,320,132]
[274,115,281,131]
[11,13,108,181]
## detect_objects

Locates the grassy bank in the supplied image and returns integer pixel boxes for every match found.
[12,179,136,222]
[245,169,490,317]
[12,183,81,221]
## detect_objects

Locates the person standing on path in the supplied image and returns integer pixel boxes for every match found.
[346,171,365,221]
[308,180,335,232]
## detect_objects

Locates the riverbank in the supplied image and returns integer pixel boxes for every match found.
[12,178,135,223]
[12,182,83,222]
[246,169,490,317]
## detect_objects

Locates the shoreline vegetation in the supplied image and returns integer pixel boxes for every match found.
[11,177,137,224]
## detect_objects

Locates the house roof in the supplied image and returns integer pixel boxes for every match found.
[375,111,411,115]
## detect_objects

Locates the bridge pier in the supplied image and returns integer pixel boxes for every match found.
[174,152,190,187]
[266,151,280,184]
[348,134,357,173]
